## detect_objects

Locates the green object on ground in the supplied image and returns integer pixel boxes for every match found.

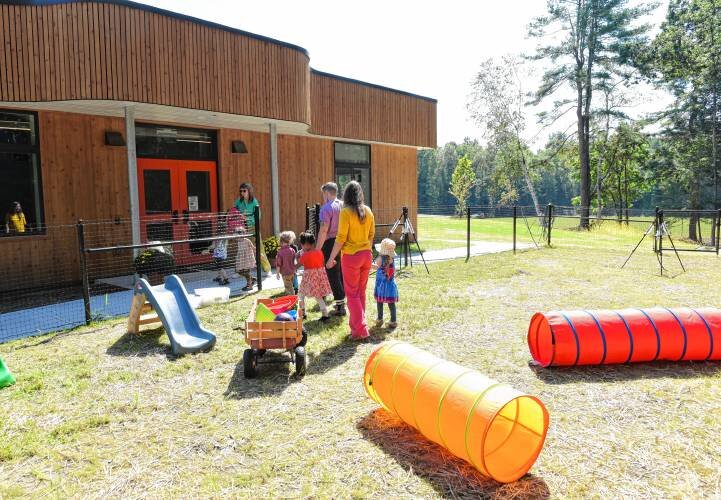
[255,303,276,322]
[0,357,16,388]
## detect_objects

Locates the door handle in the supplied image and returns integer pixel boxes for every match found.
[172,210,179,223]
[183,210,189,224]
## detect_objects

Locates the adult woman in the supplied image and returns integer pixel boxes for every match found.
[233,182,260,291]
[326,181,375,340]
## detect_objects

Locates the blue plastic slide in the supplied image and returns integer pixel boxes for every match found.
[137,275,217,355]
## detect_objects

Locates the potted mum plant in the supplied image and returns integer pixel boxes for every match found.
[134,247,175,285]
[263,235,280,267]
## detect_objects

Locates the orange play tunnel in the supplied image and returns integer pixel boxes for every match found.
[528,307,721,367]
[363,342,549,483]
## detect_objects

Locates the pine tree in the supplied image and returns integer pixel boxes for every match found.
[528,0,654,227]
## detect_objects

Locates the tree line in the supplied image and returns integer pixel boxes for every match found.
[419,0,720,241]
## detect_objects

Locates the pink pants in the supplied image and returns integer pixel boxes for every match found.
[341,250,372,339]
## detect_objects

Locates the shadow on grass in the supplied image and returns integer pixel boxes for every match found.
[224,321,390,399]
[224,349,302,399]
[357,409,550,499]
[106,327,174,358]
[529,360,721,384]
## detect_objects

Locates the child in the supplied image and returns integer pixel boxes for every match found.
[297,232,332,321]
[228,207,257,292]
[275,231,298,295]
[373,238,399,328]
[4,201,27,234]
[210,213,229,285]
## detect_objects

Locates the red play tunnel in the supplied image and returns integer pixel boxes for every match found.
[528,307,721,367]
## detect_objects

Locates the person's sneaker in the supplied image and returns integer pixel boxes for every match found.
[319,315,331,322]
[333,306,347,316]
[387,322,398,329]
[375,319,384,328]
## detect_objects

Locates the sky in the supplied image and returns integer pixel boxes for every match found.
[135,0,671,147]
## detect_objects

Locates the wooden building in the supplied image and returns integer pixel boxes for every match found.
[0,0,436,289]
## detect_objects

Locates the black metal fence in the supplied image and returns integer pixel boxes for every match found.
[1,208,263,344]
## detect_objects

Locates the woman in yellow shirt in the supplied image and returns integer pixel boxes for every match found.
[326,181,375,340]
[4,202,27,234]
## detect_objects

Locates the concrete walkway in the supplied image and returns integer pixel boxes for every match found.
[402,241,536,264]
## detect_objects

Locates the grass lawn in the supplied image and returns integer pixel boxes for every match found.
[2,216,720,497]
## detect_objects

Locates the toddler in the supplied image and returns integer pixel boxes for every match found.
[210,213,230,285]
[373,238,399,328]
[275,231,298,295]
[297,232,332,322]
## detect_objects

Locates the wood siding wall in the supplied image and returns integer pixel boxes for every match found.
[278,135,334,234]
[217,128,273,238]
[310,72,437,148]
[0,2,310,124]
[370,144,418,229]
[1,110,129,290]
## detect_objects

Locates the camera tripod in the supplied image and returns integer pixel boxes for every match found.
[388,207,429,275]
[621,208,685,276]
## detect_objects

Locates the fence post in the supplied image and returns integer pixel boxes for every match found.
[658,209,664,275]
[304,203,309,232]
[254,205,262,291]
[402,206,411,267]
[513,205,517,254]
[546,204,554,247]
[466,206,471,262]
[76,219,92,325]
[654,207,659,253]
[313,203,320,237]
[716,209,721,255]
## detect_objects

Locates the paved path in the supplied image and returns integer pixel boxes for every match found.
[403,241,536,264]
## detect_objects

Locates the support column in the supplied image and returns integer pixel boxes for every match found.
[269,122,280,235]
[125,106,141,246]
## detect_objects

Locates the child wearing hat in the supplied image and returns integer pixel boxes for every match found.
[373,238,399,328]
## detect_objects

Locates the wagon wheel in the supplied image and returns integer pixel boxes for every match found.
[297,327,308,348]
[243,348,258,378]
[294,346,307,376]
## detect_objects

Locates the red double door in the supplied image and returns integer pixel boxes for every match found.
[137,158,219,265]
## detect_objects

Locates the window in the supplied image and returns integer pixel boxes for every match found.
[136,124,217,160]
[334,142,371,205]
[0,110,44,236]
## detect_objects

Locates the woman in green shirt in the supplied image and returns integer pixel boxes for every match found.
[234,182,260,229]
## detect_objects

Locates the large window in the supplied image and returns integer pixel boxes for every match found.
[0,111,44,236]
[136,124,217,160]
[334,142,371,205]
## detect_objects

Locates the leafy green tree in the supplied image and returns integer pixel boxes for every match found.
[643,0,720,240]
[468,56,543,215]
[528,0,654,227]
[449,155,477,215]
[596,123,653,222]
